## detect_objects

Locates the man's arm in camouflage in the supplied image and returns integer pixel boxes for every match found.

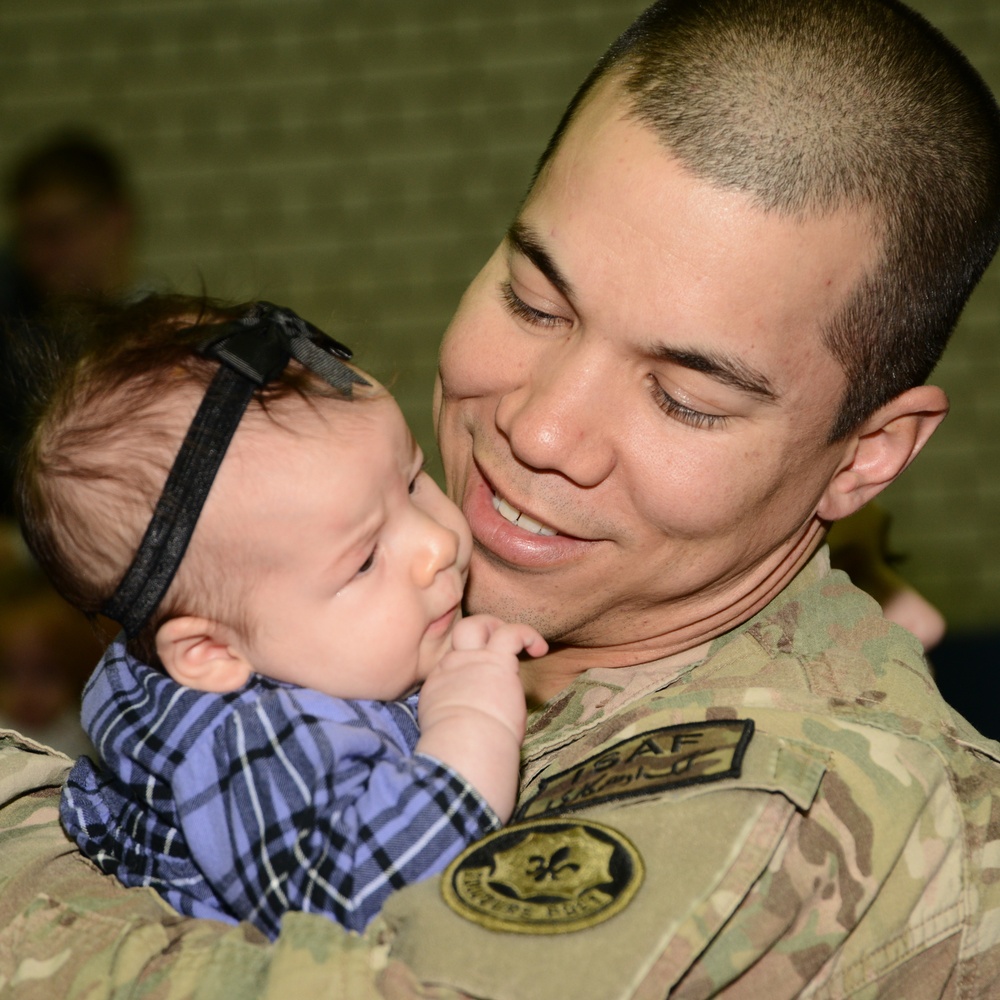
[0,731,394,1000]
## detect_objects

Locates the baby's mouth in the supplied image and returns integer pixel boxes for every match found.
[492,493,558,536]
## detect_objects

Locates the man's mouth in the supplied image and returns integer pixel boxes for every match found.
[492,493,558,536]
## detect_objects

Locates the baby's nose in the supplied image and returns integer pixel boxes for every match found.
[412,519,460,587]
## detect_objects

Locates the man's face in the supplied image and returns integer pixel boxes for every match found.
[434,83,876,659]
[215,393,473,699]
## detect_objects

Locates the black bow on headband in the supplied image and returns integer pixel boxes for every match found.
[101,302,370,639]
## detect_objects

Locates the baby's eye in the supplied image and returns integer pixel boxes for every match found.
[357,549,376,575]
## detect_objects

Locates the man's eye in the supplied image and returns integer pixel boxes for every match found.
[500,281,564,328]
[647,377,728,430]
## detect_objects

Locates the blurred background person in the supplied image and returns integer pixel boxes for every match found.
[0,129,147,517]
[0,131,144,755]
[0,521,98,757]
[1,129,137,316]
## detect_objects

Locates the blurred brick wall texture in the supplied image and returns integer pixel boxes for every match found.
[0,0,997,629]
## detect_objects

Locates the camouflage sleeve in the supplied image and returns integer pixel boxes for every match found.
[669,762,966,997]
[0,731,391,1000]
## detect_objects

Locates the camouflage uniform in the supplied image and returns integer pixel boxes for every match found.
[0,730,388,998]
[2,548,999,998]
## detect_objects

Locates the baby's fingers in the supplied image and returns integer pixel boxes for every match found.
[450,615,547,657]
[486,623,548,658]
[450,614,506,651]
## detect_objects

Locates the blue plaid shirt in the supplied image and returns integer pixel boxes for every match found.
[60,639,499,938]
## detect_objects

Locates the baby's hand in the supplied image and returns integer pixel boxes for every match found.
[415,615,547,821]
[449,613,549,659]
[419,616,546,743]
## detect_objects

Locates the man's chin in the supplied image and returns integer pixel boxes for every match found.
[463,567,589,645]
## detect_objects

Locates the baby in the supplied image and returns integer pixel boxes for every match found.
[16,295,545,939]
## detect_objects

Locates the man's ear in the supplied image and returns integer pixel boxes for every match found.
[155,616,253,693]
[817,385,948,522]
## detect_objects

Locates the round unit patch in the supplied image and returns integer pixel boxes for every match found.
[441,817,644,934]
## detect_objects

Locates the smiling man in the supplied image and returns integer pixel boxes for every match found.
[436,89,900,699]
[2,1,1000,998]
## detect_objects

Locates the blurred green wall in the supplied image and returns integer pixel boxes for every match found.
[0,0,997,629]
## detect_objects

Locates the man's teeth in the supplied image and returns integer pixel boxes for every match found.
[493,495,558,535]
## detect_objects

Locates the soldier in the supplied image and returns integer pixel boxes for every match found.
[2,0,999,997]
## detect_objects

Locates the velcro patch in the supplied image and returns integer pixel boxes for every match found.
[516,718,754,820]
[441,817,644,934]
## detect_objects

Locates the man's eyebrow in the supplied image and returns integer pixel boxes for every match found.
[652,345,779,401]
[505,221,574,301]
[504,220,775,401]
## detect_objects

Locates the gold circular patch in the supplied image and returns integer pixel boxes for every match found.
[441,817,644,934]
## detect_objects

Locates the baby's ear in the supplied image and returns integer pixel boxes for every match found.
[155,616,253,693]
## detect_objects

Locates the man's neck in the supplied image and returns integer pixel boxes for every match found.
[520,524,826,705]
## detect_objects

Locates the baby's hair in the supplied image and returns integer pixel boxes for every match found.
[16,293,368,664]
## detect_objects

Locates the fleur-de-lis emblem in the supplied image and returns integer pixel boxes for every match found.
[526,846,580,882]
[489,827,615,901]
[443,818,645,934]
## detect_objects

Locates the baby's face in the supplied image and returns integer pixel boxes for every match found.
[213,392,472,700]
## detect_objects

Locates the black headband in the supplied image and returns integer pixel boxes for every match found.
[101,301,370,638]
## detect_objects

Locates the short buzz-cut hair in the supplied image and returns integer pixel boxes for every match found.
[15,294,366,665]
[533,0,1000,440]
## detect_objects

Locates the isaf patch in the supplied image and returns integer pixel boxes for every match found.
[517,718,754,820]
[442,818,643,934]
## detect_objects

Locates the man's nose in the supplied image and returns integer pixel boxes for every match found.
[411,513,461,588]
[494,339,615,487]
